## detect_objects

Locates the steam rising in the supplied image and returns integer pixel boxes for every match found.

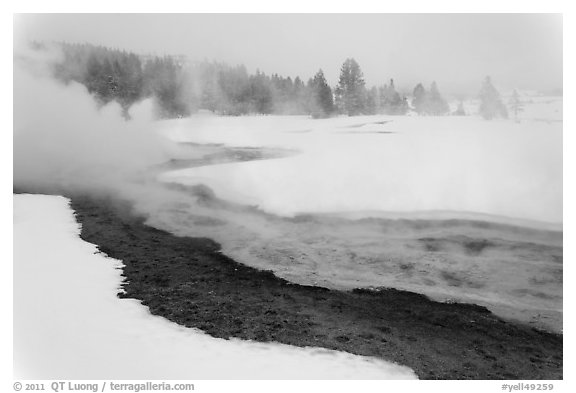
[14,45,166,192]
[13,42,563,334]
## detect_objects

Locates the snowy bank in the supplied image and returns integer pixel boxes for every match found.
[13,194,417,380]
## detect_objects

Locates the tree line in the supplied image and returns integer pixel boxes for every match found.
[35,42,510,120]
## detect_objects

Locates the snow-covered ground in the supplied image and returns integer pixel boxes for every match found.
[12,97,563,378]
[154,103,562,332]
[13,194,417,380]
[458,93,562,123]
[161,102,562,226]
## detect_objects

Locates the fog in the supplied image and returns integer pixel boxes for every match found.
[12,14,564,339]
[151,114,562,332]
[14,13,562,95]
[13,45,168,192]
[161,115,563,225]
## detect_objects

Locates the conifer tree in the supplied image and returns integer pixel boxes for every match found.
[412,83,427,115]
[428,81,450,115]
[335,58,367,116]
[479,76,508,120]
[309,69,334,118]
[381,79,408,115]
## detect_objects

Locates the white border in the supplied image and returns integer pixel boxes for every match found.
[3,4,571,392]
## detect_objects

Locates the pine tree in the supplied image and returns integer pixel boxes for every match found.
[412,83,427,115]
[292,76,309,114]
[365,86,378,115]
[335,58,367,116]
[248,70,273,114]
[428,81,450,115]
[479,76,508,120]
[309,69,334,118]
[380,79,408,115]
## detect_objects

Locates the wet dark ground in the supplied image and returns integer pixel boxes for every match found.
[67,194,562,380]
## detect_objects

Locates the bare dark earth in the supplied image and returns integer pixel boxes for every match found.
[67,194,562,380]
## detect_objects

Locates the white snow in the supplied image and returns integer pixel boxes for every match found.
[458,93,562,123]
[13,194,417,380]
[161,105,562,227]
[153,108,562,333]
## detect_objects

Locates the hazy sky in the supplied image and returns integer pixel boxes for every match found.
[14,13,562,95]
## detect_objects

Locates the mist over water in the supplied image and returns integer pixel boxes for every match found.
[150,114,563,332]
[161,114,563,226]
[13,43,563,333]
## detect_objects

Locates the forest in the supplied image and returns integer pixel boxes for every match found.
[33,42,507,120]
